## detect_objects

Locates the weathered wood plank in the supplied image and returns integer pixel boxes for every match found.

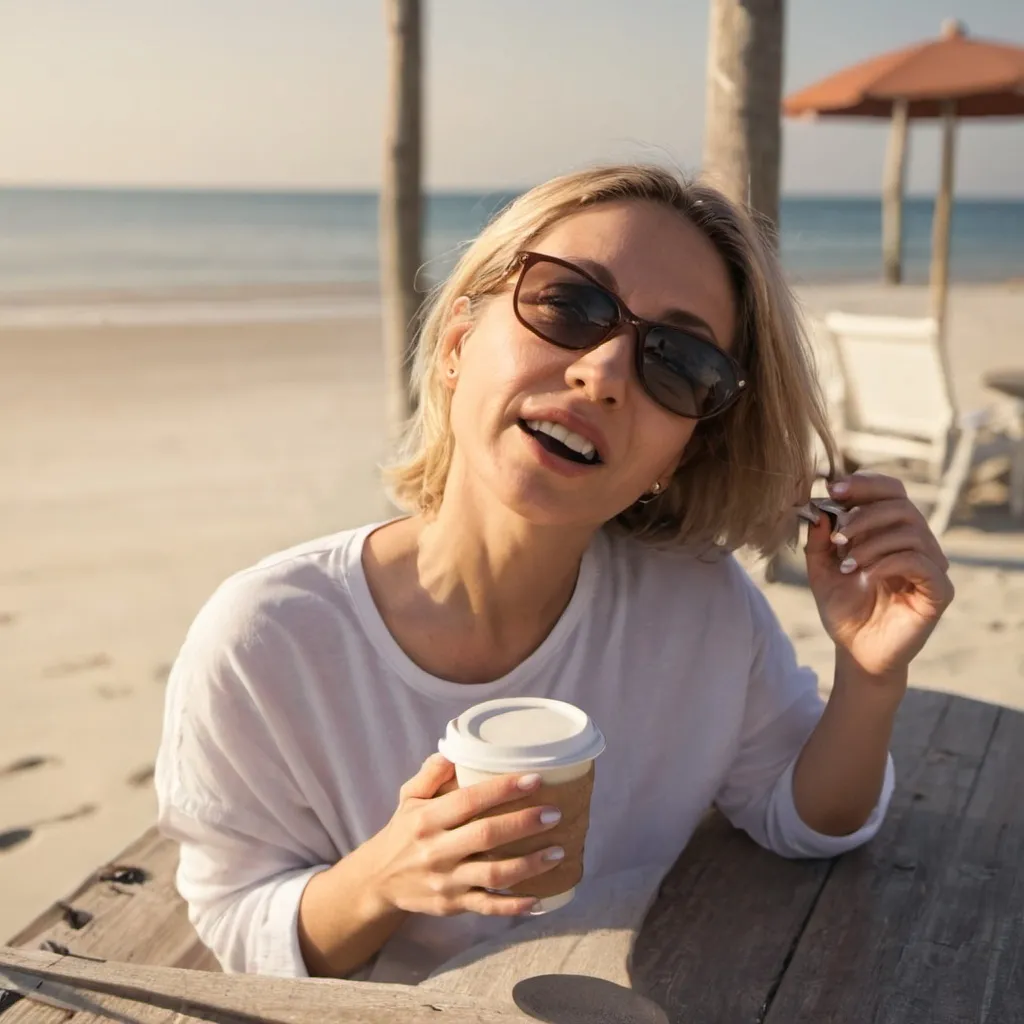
[631,686,953,1023]
[764,691,1004,1023]
[0,948,527,1024]
[421,863,667,1004]
[7,827,219,974]
[876,702,1024,1023]
[0,964,211,1023]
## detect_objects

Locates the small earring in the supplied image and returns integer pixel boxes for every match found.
[447,367,457,378]
[635,481,663,506]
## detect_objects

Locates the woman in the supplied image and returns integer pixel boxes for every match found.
[154,165,953,984]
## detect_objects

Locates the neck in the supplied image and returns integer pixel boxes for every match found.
[418,487,594,644]
[363,458,601,683]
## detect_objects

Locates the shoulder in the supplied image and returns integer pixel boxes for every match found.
[600,528,763,624]
[175,524,373,681]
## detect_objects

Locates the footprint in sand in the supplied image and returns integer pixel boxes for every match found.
[95,684,132,700]
[0,803,99,855]
[0,755,59,777]
[126,765,155,788]
[0,828,33,852]
[42,653,112,679]
[0,612,15,627]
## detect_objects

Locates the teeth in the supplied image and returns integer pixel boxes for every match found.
[526,420,598,461]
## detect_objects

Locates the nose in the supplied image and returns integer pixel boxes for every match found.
[565,327,633,407]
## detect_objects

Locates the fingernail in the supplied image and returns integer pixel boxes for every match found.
[518,773,542,790]
[829,480,850,496]
[831,531,848,545]
[840,557,858,574]
[542,846,565,862]
[540,807,562,826]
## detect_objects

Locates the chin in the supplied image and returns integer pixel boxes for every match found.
[486,473,615,531]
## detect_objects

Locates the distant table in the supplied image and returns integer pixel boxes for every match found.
[984,369,1024,402]
[3,687,1023,1023]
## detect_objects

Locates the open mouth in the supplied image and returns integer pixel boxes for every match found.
[518,419,603,466]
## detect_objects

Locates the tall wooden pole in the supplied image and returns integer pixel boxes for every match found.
[703,0,786,232]
[882,99,910,285]
[929,99,957,334]
[380,0,423,440]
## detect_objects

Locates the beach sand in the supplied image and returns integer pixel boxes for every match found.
[1,282,1022,941]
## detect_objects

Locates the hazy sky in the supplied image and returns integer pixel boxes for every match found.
[2,0,1022,195]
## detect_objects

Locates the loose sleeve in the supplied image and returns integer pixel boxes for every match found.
[713,579,895,859]
[154,582,338,977]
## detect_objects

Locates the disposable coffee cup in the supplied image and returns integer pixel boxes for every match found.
[437,697,606,914]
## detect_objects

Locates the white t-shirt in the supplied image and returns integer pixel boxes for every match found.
[154,521,894,983]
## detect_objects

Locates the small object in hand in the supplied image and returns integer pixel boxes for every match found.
[98,864,148,885]
[796,496,846,531]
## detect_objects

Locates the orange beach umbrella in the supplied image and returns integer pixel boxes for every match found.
[784,20,1024,328]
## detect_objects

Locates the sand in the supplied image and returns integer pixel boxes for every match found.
[1,281,1022,942]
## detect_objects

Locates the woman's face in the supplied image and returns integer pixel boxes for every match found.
[442,199,738,529]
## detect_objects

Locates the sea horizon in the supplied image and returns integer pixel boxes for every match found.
[3,187,1023,322]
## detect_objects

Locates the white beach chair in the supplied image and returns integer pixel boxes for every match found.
[804,315,848,477]
[820,312,1024,536]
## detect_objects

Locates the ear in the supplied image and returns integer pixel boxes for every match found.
[439,296,473,389]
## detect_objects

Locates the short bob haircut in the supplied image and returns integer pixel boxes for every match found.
[385,164,836,557]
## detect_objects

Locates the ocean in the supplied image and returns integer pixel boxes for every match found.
[2,187,1023,306]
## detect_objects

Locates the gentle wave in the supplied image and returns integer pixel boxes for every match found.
[0,294,382,329]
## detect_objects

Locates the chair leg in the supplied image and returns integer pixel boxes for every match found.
[1010,439,1024,518]
[928,424,978,537]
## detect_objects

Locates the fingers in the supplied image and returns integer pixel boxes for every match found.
[831,498,948,569]
[450,845,566,896]
[861,551,956,610]
[828,471,907,504]
[399,753,456,802]
[459,889,540,917]
[424,771,543,832]
[835,526,928,575]
[441,802,563,861]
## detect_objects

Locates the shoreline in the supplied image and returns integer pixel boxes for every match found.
[2,275,1022,332]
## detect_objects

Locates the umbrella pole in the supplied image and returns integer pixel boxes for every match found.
[882,99,909,285]
[929,99,957,336]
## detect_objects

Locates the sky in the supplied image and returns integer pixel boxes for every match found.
[1,0,1022,196]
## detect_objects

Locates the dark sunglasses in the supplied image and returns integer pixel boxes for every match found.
[509,251,748,420]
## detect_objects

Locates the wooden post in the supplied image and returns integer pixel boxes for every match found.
[929,99,957,333]
[882,99,909,285]
[380,0,423,440]
[703,0,786,233]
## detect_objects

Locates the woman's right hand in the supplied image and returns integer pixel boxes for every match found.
[366,753,566,918]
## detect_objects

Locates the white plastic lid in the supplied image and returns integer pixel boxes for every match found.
[438,697,606,773]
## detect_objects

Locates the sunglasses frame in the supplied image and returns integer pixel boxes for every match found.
[508,250,748,421]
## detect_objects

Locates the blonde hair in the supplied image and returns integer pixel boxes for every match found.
[384,164,836,556]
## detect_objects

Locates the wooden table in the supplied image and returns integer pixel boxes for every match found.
[2,687,1022,1023]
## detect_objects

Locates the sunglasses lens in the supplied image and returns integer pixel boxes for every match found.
[515,259,617,350]
[640,327,739,418]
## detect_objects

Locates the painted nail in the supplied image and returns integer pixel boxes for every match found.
[840,557,858,574]
[831,531,849,545]
[540,807,562,826]
[829,480,851,496]
[542,846,565,862]
[518,773,542,790]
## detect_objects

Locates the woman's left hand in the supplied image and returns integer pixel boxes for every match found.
[804,472,955,681]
